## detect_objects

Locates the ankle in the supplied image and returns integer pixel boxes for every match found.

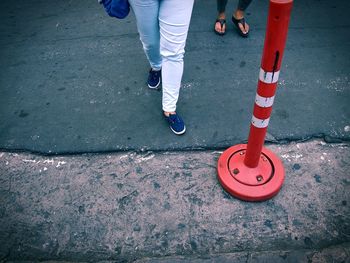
[234,9,244,19]
[164,111,176,117]
[217,12,226,20]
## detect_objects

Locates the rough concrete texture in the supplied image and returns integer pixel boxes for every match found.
[1,0,349,262]
[0,140,349,262]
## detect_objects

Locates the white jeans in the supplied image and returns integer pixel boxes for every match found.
[128,0,194,112]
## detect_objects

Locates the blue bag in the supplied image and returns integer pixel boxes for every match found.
[99,0,130,19]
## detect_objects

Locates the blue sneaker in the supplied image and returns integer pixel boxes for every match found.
[148,69,161,89]
[164,113,186,135]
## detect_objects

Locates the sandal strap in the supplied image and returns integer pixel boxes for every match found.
[232,16,246,29]
[215,18,226,28]
[232,16,249,37]
[214,18,226,35]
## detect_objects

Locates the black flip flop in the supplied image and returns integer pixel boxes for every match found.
[232,16,249,37]
[214,18,226,36]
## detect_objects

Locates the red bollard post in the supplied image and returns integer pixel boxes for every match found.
[217,0,293,202]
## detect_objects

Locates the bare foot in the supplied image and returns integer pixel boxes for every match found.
[214,12,226,35]
[233,9,249,35]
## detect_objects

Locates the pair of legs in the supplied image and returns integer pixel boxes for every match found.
[215,0,253,36]
[128,0,194,117]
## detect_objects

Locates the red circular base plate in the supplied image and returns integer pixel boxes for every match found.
[217,144,285,202]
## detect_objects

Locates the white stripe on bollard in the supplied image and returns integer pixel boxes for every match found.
[255,94,275,108]
[251,115,270,128]
[259,68,280,83]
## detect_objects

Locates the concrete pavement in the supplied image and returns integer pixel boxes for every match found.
[0,0,349,153]
[0,0,349,262]
[0,140,349,262]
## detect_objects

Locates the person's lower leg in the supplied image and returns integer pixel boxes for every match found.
[234,0,252,18]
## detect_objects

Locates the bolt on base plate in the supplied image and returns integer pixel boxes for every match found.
[217,144,285,202]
